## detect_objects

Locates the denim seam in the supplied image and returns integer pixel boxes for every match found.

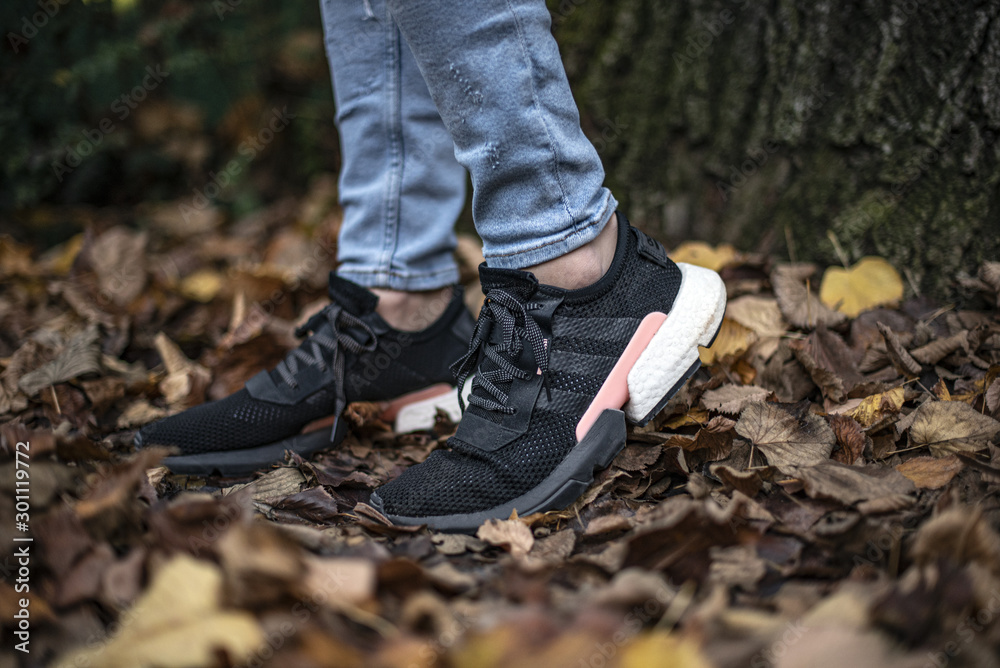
[379,11,403,281]
[505,0,575,227]
[338,266,458,280]
[483,199,614,261]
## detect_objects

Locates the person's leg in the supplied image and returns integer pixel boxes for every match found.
[370,0,728,530]
[385,0,618,285]
[132,0,480,475]
[321,0,468,328]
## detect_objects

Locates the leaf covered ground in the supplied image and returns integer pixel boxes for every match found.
[2,198,1000,668]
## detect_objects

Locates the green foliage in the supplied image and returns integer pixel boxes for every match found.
[1,0,337,214]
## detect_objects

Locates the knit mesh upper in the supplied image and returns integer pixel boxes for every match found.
[377,222,682,517]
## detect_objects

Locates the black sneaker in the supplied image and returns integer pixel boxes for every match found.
[134,273,474,476]
[369,212,727,532]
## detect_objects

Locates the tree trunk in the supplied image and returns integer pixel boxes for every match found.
[552,0,1000,298]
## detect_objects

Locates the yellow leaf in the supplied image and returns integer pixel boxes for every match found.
[699,318,756,365]
[819,257,904,317]
[43,233,84,275]
[179,268,224,302]
[53,555,262,668]
[669,241,737,272]
[619,632,713,668]
[850,387,905,429]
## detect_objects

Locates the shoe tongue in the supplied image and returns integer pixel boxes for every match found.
[328,272,379,315]
[478,264,539,299]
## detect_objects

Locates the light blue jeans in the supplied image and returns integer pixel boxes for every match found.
[319,0,617,290]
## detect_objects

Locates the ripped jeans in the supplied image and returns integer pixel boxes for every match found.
[319,0,616,290]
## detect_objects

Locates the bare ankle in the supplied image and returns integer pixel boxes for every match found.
[372,286,453,331]
[524,213,618,290]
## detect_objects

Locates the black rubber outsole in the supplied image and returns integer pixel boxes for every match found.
[156,418,349,477]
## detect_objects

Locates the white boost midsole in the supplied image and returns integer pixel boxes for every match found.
[624,262,727,421]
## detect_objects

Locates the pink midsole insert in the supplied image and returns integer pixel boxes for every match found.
[575,312,667,442]
[378,383,454,421]
[300,383,454,433]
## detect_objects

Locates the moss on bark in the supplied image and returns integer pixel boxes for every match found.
[552,0,1000,298]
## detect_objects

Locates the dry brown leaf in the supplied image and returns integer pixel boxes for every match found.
[912,507,1000,576]
[782,461,914,507]
[53,554,262,668]
[910,331,970,365]
[17,326,102,396]
[829,414,870,465]
[87,227,149,307]
[303,556,376,607]
[908,400,1000,456]
[724,295,787,338]
[771,265,846,329]
[819,257,904,317]
[116,399,168,428]
[987,378,1000,416]
[876,322,922,377]
[154,332,211,409]
[701,385,771,414]
[980,261,1000,306]
[735,402,835,470]
[895,455,964,489]
[476,517,534,558]
[709,464,763,497]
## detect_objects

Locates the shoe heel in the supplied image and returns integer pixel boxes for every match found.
[625,263,727,426]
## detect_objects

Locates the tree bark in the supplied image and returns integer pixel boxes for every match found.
[552,0,1000,298]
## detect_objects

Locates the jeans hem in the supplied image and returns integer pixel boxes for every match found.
[483,191,618,269]
[336,266,460,291]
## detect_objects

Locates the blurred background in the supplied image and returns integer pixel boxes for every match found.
[1,0,999,298]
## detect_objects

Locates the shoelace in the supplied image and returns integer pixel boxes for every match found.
[452,288,550,415]
[275,303,377,389]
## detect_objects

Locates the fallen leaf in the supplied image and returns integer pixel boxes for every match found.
[53,554,262,668]
[699,318,756,365]
[850,387,905,429]
[477,517,534,558]
[829,414,870,465]
[876,322,922,377]
[735,402,835,470]
[154,332,211,409]
[701,385,771,414]
[669,241,737,272]
[908,400,1000,456]
[302,555,376,607]
[619,632,713,668]
[819,257,904,317]
[724,295,788,338]
[178,268,224,302]
[772,265,846,329]
[895,455,964,489]
[17,326,102,396]
[782,461,914,507]
[910,331,969,366]
[912,507,1000,577]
